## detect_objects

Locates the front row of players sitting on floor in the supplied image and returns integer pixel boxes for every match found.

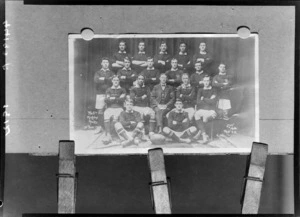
[94,57,233,146]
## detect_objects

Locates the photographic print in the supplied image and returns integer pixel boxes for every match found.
[69,34,259,154]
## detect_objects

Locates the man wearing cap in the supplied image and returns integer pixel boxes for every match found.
[163,98,197,143]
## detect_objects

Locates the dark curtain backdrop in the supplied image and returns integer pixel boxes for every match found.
[73,36,255,129]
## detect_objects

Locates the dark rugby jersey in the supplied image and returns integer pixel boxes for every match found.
[130,85,151,107]
[132,52,147,62]
[212,73,233,99]
[94,69,115,94]
[190,71,208,90]
[176,84,196,108]
[196,87,217,110]
[119,110,142,131]
[132,52,148,73]
[112,51,132,62]
[174,52,192,70]
[140,67,160,91]
[167,109,190,132]
[154,52,171,70]
[117,68,138,92]
[105,86,126,108]
[192,52,213,70]
[165,68,184,87]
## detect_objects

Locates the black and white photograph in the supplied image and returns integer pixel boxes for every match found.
[69,34,259,154]
[3,3,296,215]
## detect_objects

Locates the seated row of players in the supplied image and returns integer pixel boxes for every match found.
[94,58,233,145]
[110,40,213,75]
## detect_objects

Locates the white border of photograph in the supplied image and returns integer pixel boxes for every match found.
[69,33,259,155]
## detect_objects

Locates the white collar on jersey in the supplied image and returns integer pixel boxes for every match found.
[203,86,212,90]
[181,83,191,88]
[100,68,110,72]
[196,70,204,75]
[111,85,121,89]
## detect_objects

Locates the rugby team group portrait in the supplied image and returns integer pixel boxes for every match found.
[70,35,258,153]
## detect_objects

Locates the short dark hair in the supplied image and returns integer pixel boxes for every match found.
[179,41,187,46]
[124,57,131,63]
[160,73,167,78]
[125,95,133,103]
[137,74,145,79]
[101,57,110,62]
[182,73,189,78]
[203,75,211,80]
[119,40,126,45]
[175,98,183,103]
[160,40,167,46]
[171,58,178,62]
[112,75,119,80]
[147,56,154,61]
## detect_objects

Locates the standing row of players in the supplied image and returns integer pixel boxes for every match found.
[109,40,213,75]
[94,55,233,146]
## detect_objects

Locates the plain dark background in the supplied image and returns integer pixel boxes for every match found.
[3,154,294,216]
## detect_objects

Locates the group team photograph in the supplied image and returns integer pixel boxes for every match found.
[69,34,258,154]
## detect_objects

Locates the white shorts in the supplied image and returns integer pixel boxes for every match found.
[217,99,231,110]
[133,106,155,118]
[95,94,106,110]
[194,109,217,122]
[104,107,123,121]
[183,107,195,120]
